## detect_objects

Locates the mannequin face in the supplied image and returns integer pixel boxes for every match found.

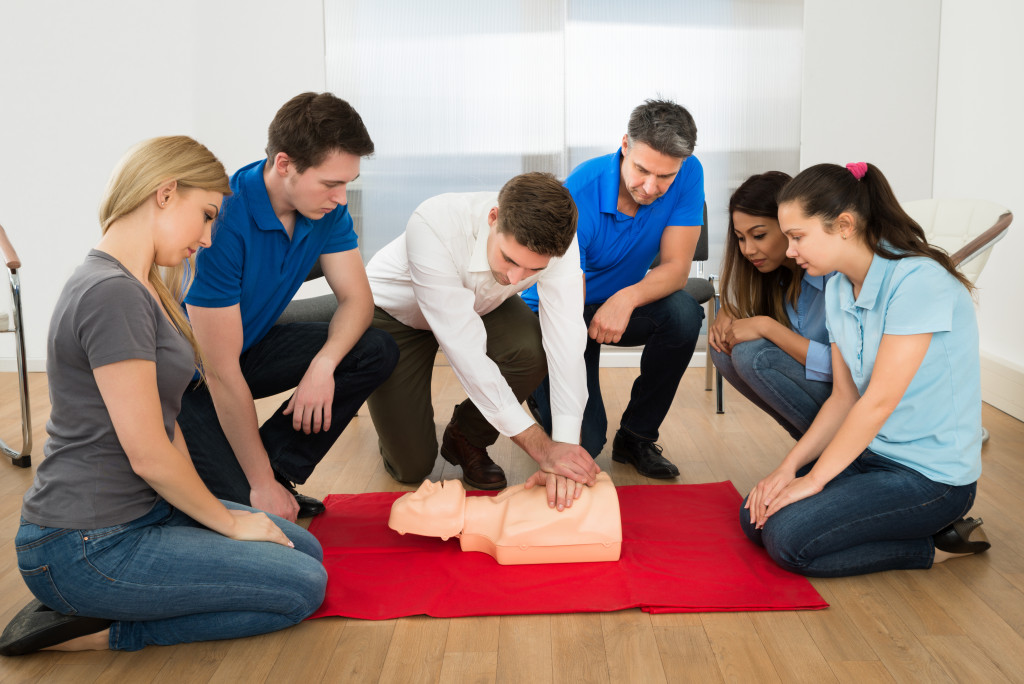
[389,480,466,539]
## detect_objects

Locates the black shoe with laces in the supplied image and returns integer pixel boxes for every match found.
[611,430,680,479]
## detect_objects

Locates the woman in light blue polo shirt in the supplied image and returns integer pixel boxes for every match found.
[709,171,834,441]
[740,161,989,577]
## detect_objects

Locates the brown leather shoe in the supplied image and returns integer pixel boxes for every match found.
[440,406,507,490]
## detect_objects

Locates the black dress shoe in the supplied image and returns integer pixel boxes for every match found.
[611,430,679,479]
[0,599,110,656]
[934,516,990,554]
[275,474,326,518]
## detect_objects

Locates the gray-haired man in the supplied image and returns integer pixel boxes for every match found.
[521,99,706,478]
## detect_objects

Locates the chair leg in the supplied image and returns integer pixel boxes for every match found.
[707,279,724,414]
[704,298,714,392]
[2,269,32,467]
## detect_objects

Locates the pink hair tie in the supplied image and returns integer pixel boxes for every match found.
[846,162,868,180]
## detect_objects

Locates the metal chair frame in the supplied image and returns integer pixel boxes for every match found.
[1,223,31,467]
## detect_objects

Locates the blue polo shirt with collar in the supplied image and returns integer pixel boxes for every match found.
[521,148,705,310]
[825,253,982,485]
[786,271,836,382]
[185,159,358,353]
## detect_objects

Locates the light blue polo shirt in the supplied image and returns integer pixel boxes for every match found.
[825,254,982,485]
[521,148,705,309]
[185,160,358,353]
[787,271,835,382]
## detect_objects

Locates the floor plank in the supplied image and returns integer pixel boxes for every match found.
[0,369,1022,683]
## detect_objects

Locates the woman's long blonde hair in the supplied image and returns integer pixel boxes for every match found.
[99,136,230,366]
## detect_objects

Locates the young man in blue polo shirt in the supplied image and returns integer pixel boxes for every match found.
[522,99,705,478]
[179,92,398,521]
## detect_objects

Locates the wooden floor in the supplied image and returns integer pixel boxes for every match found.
[1,367,1023,683]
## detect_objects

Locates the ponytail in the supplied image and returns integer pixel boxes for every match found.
[778,163,974,291]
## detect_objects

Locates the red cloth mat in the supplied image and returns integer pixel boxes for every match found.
[307,481,827,619]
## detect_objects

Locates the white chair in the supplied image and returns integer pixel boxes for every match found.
[902,198,1012,280]
[0,222,32,467]
[902,198,1013,444]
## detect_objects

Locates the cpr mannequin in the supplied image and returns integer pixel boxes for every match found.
[388,472,621,565]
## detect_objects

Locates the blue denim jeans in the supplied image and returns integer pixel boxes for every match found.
[532,289,703,457]
[179,322,398,503]
[15,500,326,651]
[739,451,977,577]
[710,339,832,441]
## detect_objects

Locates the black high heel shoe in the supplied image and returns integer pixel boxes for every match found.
[933,516,991,555]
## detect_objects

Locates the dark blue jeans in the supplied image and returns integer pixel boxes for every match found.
[179,323,398,504]
[532,289,703,457]
[710,339,832,441]
[15,500,325,651]
[739,451,977,577]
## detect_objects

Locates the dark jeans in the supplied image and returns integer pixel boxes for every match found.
[709,339,833,441]
[532,289,703,457]
[739,451,977,577]
[179,322,398,504]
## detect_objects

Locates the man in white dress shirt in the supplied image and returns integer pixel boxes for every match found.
[365,172,599,495]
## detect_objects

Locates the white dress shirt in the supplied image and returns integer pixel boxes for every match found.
[367,191,587,443]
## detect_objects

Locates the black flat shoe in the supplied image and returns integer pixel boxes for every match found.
[933,516,991,554]
[0,599,111,656]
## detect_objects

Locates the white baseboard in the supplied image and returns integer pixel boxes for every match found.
[1,351,707,374]
[599,346,706,369]
[0,357,45,373]
[981,352,1024,422]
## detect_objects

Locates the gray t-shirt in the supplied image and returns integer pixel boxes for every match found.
[21,250,195,528]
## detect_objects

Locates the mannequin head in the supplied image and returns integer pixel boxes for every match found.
[389,479,467,540]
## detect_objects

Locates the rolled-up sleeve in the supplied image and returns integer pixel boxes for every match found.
[804,339,833,382]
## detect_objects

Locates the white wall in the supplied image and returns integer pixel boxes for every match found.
[933,0,1024,419]
[800,0,941,200]
[3,1,1023,421]
[801,0,1024,420]
[0,0,325,370]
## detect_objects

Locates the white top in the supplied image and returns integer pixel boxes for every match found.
[367,191,587,443]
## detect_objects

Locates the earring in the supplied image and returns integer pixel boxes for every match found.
[841,233,848,240]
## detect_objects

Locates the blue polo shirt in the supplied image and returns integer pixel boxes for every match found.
[522,148,704,310]
[786,272,835,382]
[825,254,981,485]
[185,160,358,353]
